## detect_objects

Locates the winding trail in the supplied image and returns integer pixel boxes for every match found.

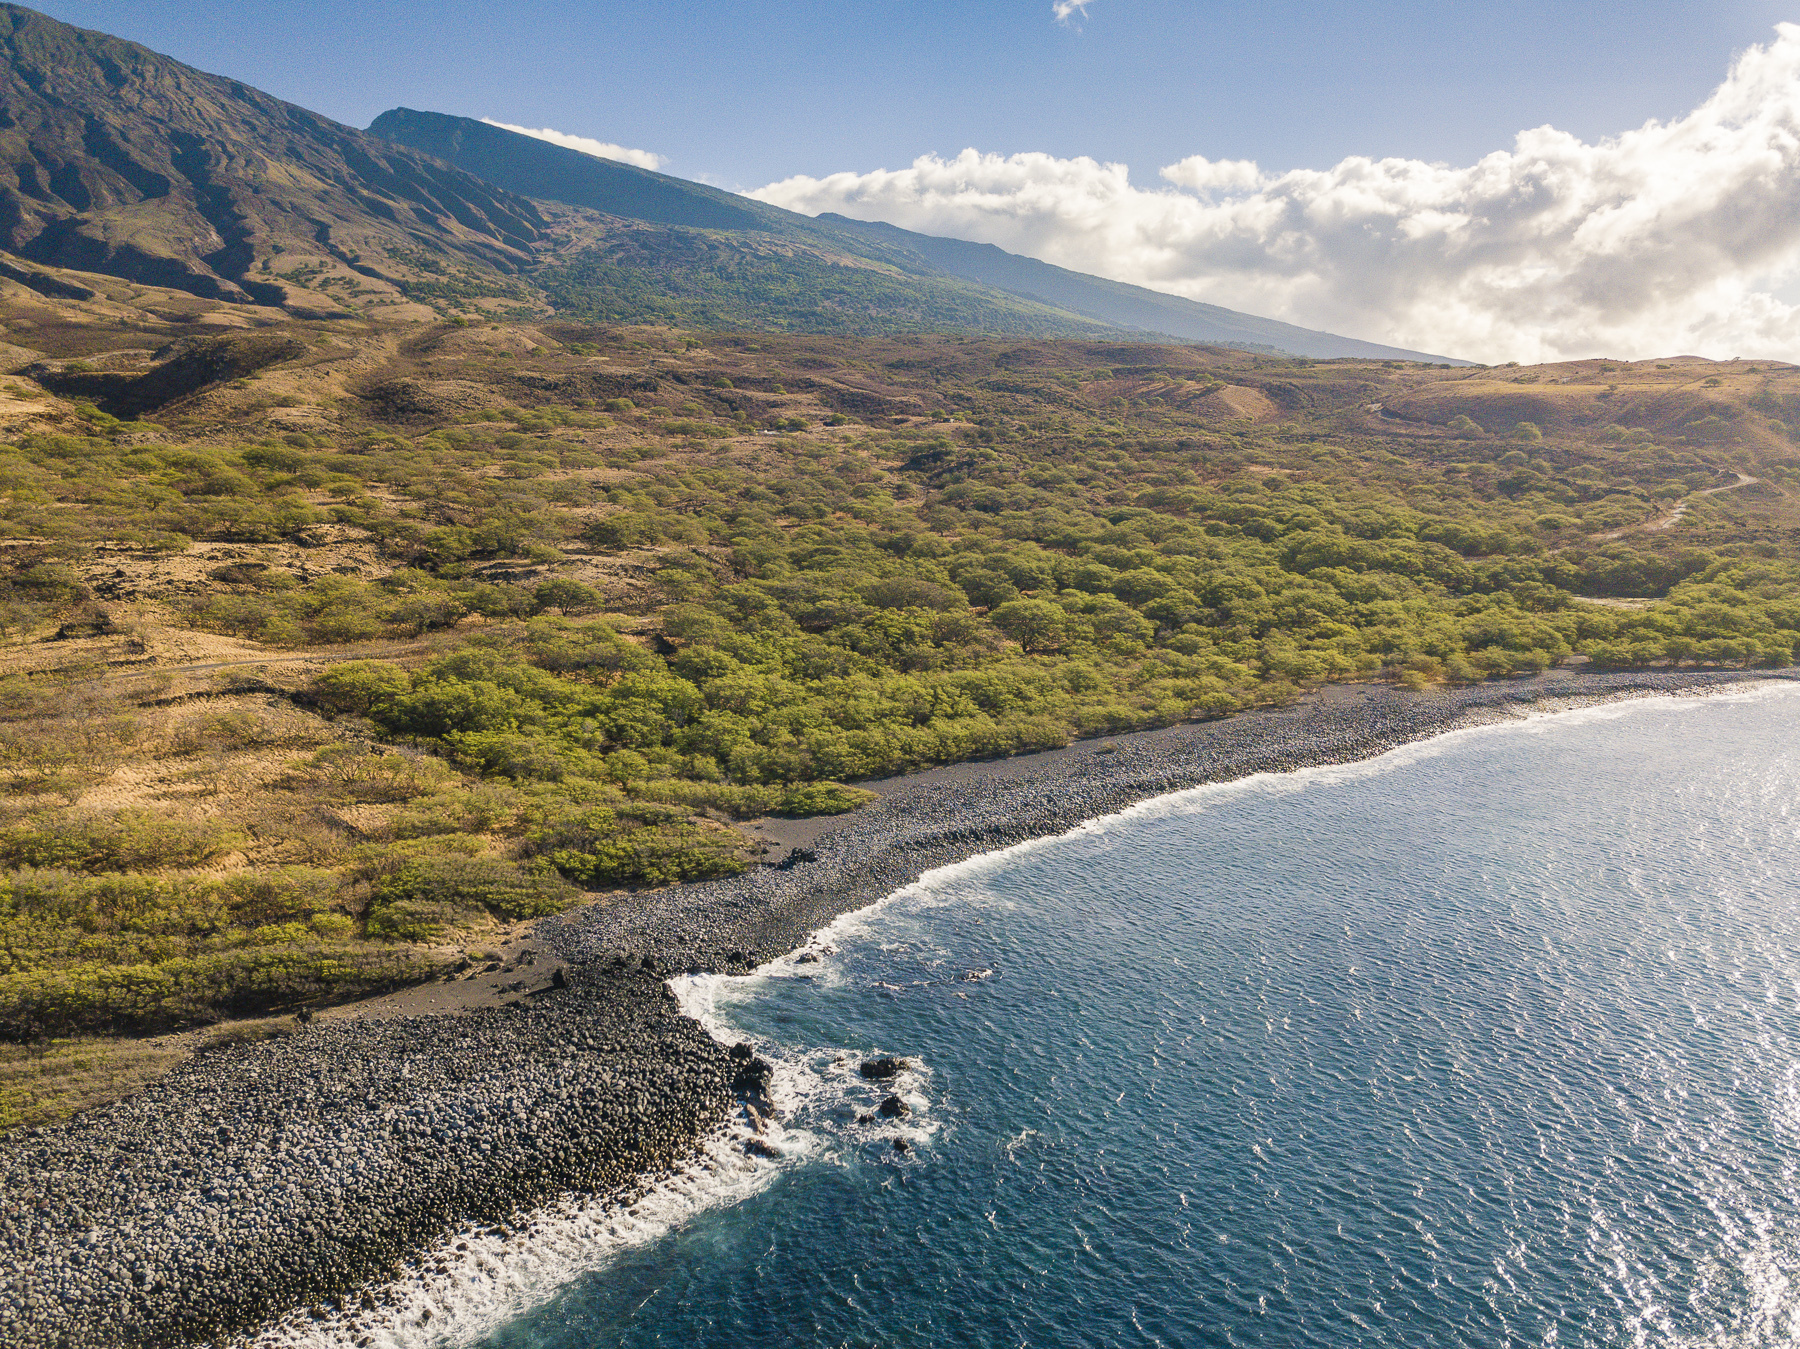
[1647,471,1759,531]
[1598,471,1758,540]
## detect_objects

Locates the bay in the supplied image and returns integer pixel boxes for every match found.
[480,684,1800,1348]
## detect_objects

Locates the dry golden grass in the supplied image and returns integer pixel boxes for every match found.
[0,1035,186,1129]
[0,1015,297,1129]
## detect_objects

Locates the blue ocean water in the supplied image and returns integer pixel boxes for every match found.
[481,685,1800,1348]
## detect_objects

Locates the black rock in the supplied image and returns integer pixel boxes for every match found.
[877,1095,909,1118]
[859,1057,910,1080]
[732,1057,775,1095]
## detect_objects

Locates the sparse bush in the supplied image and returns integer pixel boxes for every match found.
[311,661,411,717]
[0,812,236,873]
[366,855,575,940]
[280,745,457,802]
[533,577,605,613]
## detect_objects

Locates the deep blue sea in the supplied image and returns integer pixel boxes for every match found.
[278,684,1800,1349]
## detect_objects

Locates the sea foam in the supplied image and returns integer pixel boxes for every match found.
[231,678,1796,1347]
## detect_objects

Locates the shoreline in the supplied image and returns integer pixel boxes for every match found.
[2,668,1792,1347]
[543,668,1798,977]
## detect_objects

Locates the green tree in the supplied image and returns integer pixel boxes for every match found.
[989,599,1069,653]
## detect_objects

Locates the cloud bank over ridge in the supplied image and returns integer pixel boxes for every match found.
[752,25,1800,364]
[480,120,663,171]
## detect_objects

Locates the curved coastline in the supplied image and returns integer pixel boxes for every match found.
[2,668,1793,1348]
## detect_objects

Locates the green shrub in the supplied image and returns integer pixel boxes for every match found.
[545,824,749,887]
[0,942,448,1038]
[664,420,732,439]
[0,813,236,873]
[311,661,411,716]
[633,779,781,819]
[626,778,878,820]
[368,855,577,940]
[533,577,606,613]
[773,781,878,817]
[989,599,1068,651]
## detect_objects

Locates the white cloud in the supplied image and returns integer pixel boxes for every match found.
[481,120,664,171]
[1160,156,1264,194]
[751,24,1800,363]
[1052,0,1092,22]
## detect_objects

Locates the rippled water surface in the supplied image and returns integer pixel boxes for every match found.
[481,686,1800,1348]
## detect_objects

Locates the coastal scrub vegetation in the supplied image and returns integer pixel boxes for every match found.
[0,308,1796,1123]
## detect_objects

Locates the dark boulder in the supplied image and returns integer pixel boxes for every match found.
[859,1057,910,1081]
[877,1095,908,1118]
[732,1056,775,1096]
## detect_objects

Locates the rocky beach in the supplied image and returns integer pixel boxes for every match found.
[2,669,1790,1348]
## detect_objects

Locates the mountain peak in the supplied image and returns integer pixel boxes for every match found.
[0,4,545,314]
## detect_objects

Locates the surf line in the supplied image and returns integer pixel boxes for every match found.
[780,676,1800,955]
[229,678,1798,1348]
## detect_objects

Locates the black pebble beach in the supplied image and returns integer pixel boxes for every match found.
[2,670,1788,1347]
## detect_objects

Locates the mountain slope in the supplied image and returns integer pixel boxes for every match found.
[370,109,1152,341]
[819,219,1447,362]
[526,218,1158,340]
[370,108,1458,361]
[0,4,546,315]
[0,5,1460,356]
[366,110,771,234]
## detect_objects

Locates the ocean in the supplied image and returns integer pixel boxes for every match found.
[297,683,1800,1348]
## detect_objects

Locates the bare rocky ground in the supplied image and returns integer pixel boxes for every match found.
[3,667,1789,1348]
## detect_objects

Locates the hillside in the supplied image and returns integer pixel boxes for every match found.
[0,263,1795,1131]
[0,4,1459,355]
[369,108,1457,360]
[0,5,550,318]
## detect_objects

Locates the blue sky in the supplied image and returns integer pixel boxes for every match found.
[35,0,1794,189]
